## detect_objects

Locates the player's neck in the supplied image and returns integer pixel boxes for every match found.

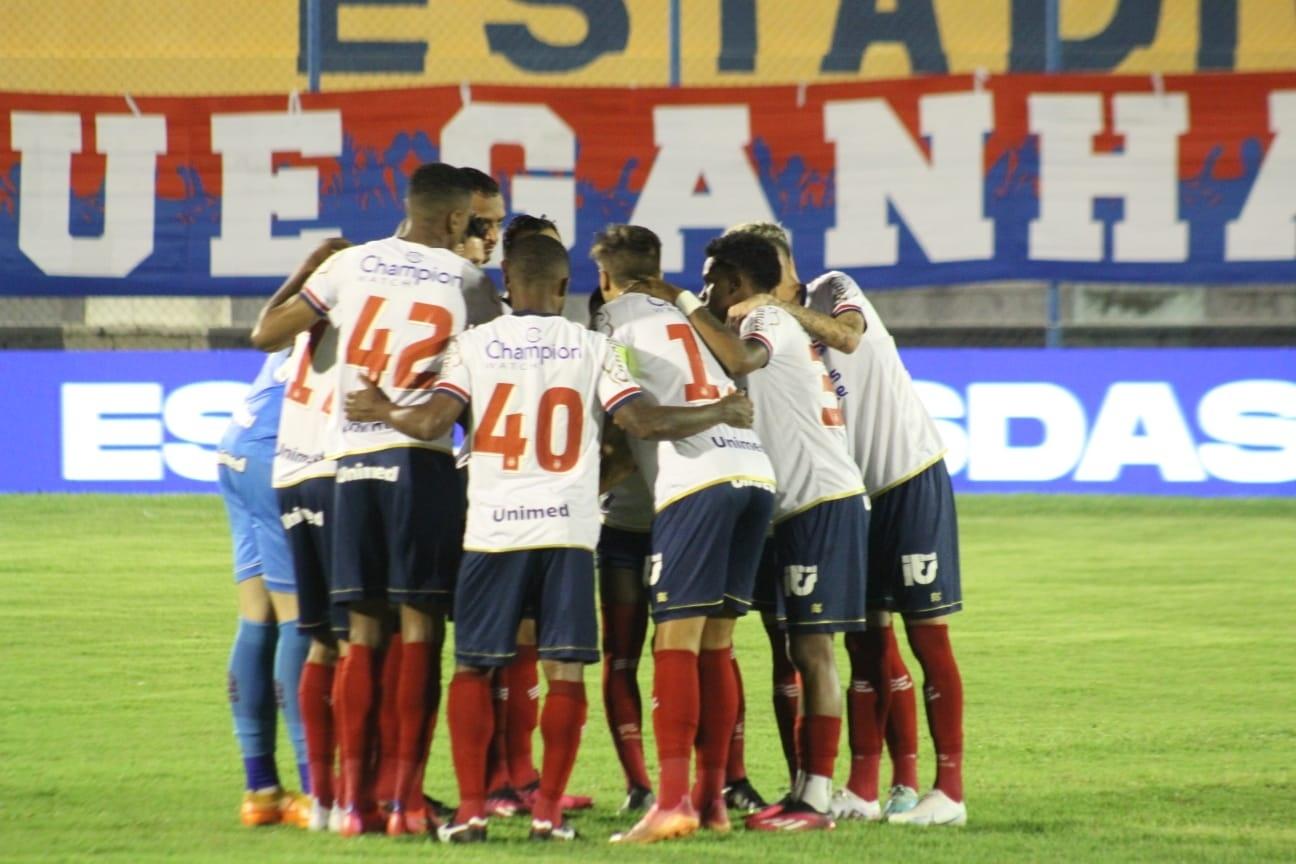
[397,224,452,250]
[775,279,801,303]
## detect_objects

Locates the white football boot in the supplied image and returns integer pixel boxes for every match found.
[884,789,966,826]
[828,788,881,821]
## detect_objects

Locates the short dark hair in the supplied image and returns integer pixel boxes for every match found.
[590,224,661,285]
[459,166,501,197]
[507,233,569,288]
[503,214,560,256]
[408,162,473,211]
[704,233,781,293]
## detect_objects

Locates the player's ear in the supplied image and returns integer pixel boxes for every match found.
[448,207,469,241]
[501,259,512,290]
[556,275,570,301]
[597,269,611,301]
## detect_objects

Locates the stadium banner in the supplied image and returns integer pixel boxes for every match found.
[1,348,1291,496]
[4,0,1295,94]
[1,73,1295,297]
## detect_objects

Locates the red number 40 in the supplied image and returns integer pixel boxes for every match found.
[474,384,583,473]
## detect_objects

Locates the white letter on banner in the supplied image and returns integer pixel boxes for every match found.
[967,383,1086,482]
[1029,93,1188,262]
[11,112,166,277]
[1197,380,1296,483]
[210,111,342,276]
[824,92,994,267]
[440,104,576,266]
[1226,91,1296,261]
[1074,383,1206,482]
[912,380,968,476]
[630,106,775,273]
[162,381,248,482]
[61,383,163,481]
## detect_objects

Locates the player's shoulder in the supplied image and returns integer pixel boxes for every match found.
[806,270,864,304]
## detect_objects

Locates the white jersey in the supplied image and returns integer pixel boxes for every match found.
[805,271,946,496]
[272,323,338,488]
[739,304,865,520]
[301,237,477,459]
[435,313,643,553]
[594,292,775,512]
[601,473,654,533]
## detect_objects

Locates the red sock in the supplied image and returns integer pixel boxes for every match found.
[448,671,494,821]
[484,668,510,793]
[393,639,431,811]
[766,620,802,782]
[601,603,651,791]
[374,635,402,804]
[299,660,336,806]
[652,649,699,809]
[725,648,748,783]
[413,659,442,803]
[534,680,587,825]
[692,648,739,808]
[331,653,347,804]
[800,714,842,781]
[907,624,964,802]
[505,644,540,789]
[339,644,377,810]
[884,627,919,789]
[843,629,889,801]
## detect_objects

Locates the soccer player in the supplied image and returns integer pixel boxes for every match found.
[637,233,869,832]
[269,240,350,831]
[344,234,755,843]
[217,349,311,828]
[251,162,488,836]
[590,225,778,841]
[725,222,966,827]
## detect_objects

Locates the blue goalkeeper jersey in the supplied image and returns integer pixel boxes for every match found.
[219,350,289,455]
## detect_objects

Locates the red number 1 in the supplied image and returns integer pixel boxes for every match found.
[666,323,720,403]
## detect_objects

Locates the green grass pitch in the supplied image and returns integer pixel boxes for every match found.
[1,494,1293,862]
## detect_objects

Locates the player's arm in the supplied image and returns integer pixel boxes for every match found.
[613,391,755,441]
[599,420,638,493]
[631,279,768,377]
[727,294,865,354]
[344,377,465,441]
[250,238,350,351]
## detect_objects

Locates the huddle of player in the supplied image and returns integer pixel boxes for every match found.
[216,160,967,845]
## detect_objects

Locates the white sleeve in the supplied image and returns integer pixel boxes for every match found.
[300,250,346,315]
[431,336,470,403]
[739,305,792,365]
[597,337,642,415]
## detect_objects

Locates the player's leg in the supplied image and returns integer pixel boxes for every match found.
[528,548,599,840]
[280,478,343,829]
[615,485,748,844]
[748,495,868,832]
[598,527,653,810]
[698,485,772,829]
[385,449,462,834]
[883,619,921,815]
[835,611,891,820]
[220,461,288,826]
[249,464,310,825]
[881,461,966,827]
[330,459,391,834]
[439,550,529,844]
[751,539,802,793]
[374,627,401,809]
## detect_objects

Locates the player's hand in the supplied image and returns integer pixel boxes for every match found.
[727,293,779,325]
[461,236,488,265]
[345,376,391,422]
[308,237,350,268]
[628,277,683,303]
[716,391,755,429]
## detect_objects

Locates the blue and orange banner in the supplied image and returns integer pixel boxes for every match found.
[1,71,1294,295]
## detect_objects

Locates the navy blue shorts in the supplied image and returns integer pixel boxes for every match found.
[218,445,294,594]
[277,477,347,641]
[648,482,774,623]
[868,459,962,619]
[598,525,652,578]
[454,548,598,668]
[760,495,869,634]
[331,448,463,605]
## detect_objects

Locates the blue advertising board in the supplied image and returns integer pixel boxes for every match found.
[0,348,1292,496]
